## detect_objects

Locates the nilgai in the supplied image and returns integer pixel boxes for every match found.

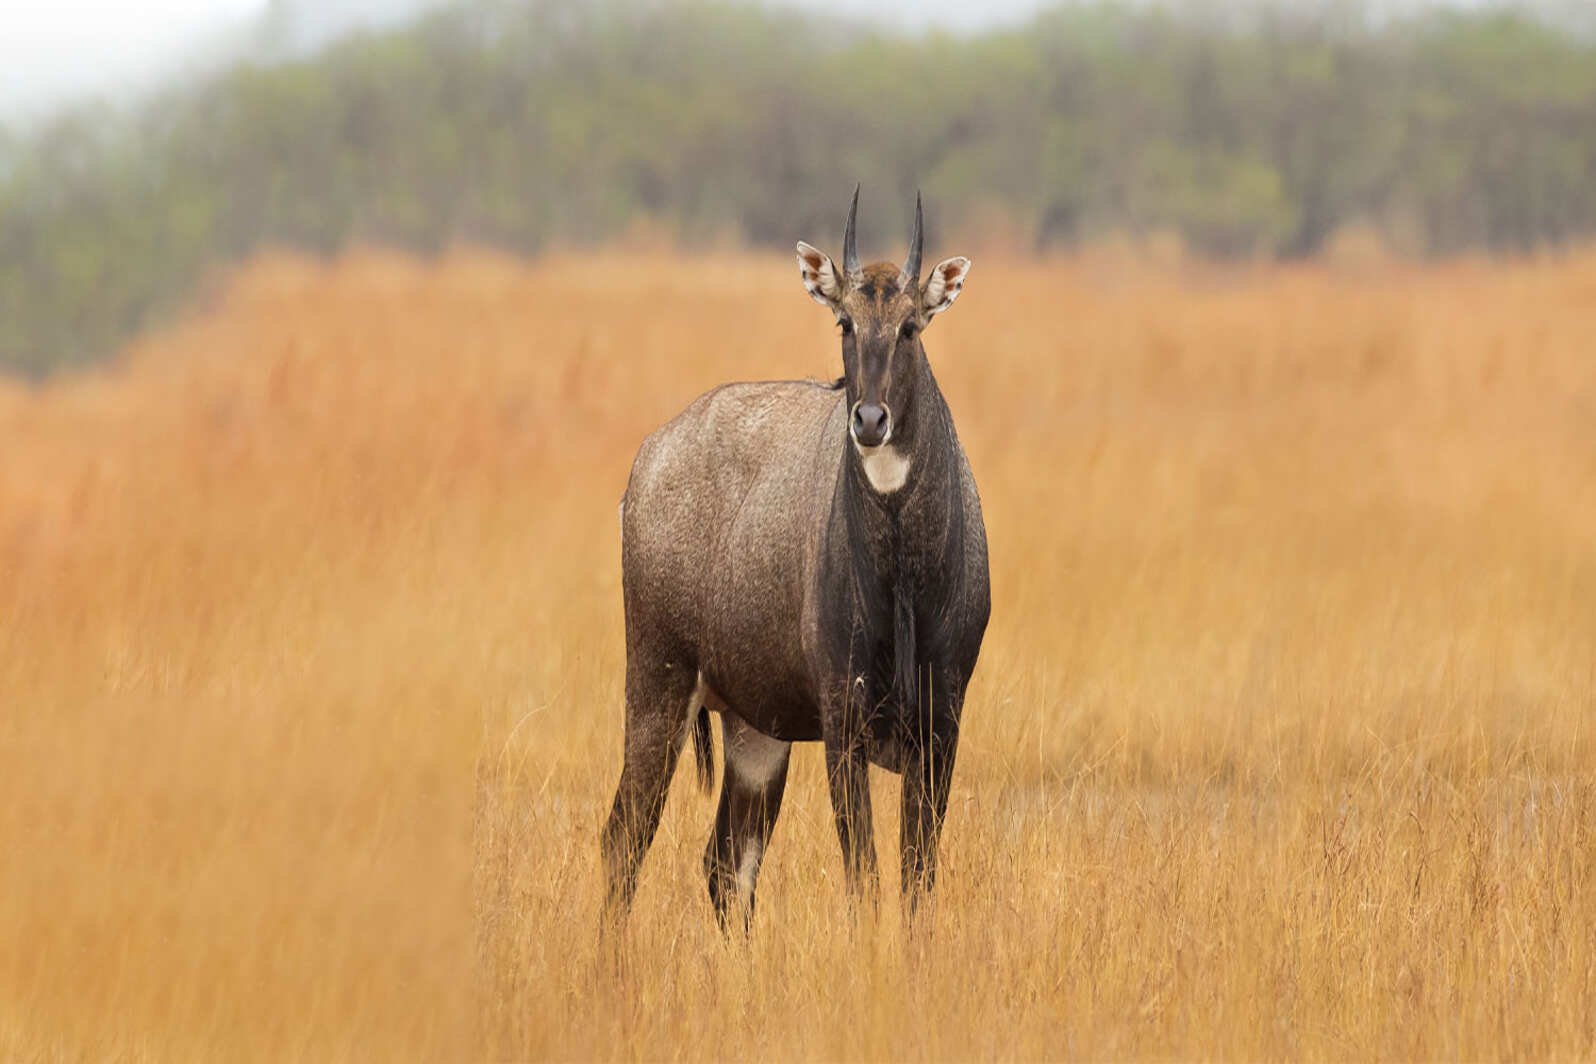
[602,189,990,929]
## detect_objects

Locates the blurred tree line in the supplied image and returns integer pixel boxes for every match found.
[3,0,1596,375]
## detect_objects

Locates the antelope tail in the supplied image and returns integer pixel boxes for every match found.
[690,705,714,792]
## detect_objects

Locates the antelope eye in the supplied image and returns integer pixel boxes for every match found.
[900,322,918,341]
[838,318,853,335]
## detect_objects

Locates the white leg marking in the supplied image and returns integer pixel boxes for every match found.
[854,441,911,494]
[727,725,790,788]
[737,838,763,899]
[725,724,787,904]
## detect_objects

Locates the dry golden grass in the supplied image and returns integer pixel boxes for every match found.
[2,247,1595,1060]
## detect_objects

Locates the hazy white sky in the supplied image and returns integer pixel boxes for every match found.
[0,0,263,118]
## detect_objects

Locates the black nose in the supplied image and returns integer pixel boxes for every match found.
[852,402,890,447]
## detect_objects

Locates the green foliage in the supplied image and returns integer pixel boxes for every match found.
[3,1,1596,375]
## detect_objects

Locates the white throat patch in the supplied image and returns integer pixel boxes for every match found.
[854,442,911,494]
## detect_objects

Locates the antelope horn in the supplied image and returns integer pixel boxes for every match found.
[843,184,862,280]
[901,190,923,289]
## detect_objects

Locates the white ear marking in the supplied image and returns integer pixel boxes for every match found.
[796,241,843,307]
[922,256,970,317]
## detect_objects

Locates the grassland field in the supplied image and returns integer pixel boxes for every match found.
[2,247,1594,1059]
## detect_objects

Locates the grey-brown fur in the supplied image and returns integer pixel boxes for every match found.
[601,191,989,928]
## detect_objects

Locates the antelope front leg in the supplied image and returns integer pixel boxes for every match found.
[901,673,962,914]
[822,679,878,906]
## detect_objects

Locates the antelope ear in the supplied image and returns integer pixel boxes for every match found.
[921,256,971,318]
[796,241,844,308]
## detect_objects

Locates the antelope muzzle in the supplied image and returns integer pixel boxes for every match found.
[850,401,891,448]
